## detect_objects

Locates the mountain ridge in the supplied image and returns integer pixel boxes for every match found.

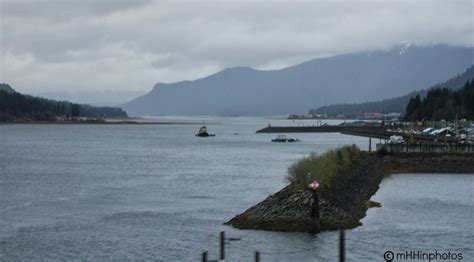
[313,65,474,115]
[123,45,474,116]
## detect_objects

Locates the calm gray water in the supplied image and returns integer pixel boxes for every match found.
[0,117,473,261]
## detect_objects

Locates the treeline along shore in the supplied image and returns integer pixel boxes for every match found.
[225,147,474,233]
[0,84,128,122]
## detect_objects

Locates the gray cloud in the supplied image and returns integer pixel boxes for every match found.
[2,0,152,20]
[1,0,473,105]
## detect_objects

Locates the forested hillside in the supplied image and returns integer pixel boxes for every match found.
[312,65,474,115]
[404,81,474,121]
[0,86,128,122]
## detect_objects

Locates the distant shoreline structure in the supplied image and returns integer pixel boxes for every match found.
[287,112,402,121]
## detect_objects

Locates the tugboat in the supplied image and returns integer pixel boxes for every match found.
[195,125,215,137]
[271,134,300,142]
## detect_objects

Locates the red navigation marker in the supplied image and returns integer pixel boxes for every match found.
[309,180,319,190]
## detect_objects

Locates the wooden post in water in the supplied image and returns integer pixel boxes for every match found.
[220,231,225,260]
[255,251,260,262]
[202,251,207,262]
[369,138,372,152]
[339,230,345,262]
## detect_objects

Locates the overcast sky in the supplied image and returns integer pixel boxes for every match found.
[0,0,473,105]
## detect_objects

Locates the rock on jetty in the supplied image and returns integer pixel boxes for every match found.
[225,152,474,233]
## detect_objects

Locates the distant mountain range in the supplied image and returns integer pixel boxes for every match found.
[123,45,474,116]
[313,65,474,115]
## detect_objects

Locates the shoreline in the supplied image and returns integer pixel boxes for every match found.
[0,120,202,125]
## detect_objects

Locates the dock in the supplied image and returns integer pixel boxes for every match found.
[256,125,438,142]
[256,125,384,134]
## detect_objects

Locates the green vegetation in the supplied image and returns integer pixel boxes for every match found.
[405,81,474,121]
[310,95,410,116]
[0,89,128,122]
[287,145,363,189]
[368,200,381,208]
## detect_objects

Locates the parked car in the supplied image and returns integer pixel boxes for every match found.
[389,135,404,144]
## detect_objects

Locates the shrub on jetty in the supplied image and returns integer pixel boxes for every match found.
[287,145,364,189]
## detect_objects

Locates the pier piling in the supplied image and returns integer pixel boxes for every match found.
[255,251,260,262]
[220,231,225,260]
[339,230,345,262]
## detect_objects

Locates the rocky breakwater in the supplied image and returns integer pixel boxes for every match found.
[225,146,385,232]
[225,147,474,233]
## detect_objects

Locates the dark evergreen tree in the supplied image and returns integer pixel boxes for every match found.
[404,81,474,121]
[405,94,421,121]
[71,104,80,117]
